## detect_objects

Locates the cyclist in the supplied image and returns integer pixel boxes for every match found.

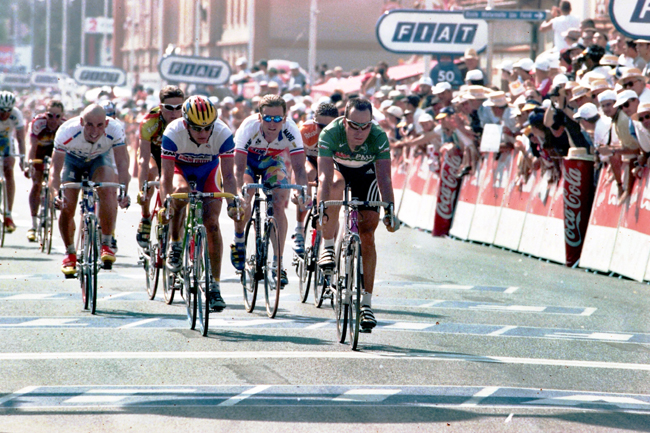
[317,97,400,331]
[291,102,338,254]
[0,90,26,233]
[231,94,308,286]
[98,99,123,253]
[160,95,239,312]
[26,100,65,241]
[49,104,131,275]
[136,86,185,248]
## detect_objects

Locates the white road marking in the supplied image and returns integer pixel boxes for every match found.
[419,300,445,308]
[581,308,597,316]
[99,292,134,301]
[209,319,292,327]
[504,287,519,294]
[472,305,546,312]
[437,284,474,290]
[4,294,57,300]
[489,326,517,336]
[460,386,500,407]
[65,389,140,404]
[218,385,270,406]
[333,388,401,402]
[0,386,38,406]
[118,318,160,329]
[551,332,633,342]
[505,413,514,423]
[0,275,31,280]
[383,322,432,330]
[0,319,85,327]
[305,320,333,330]
[1,351,650,372]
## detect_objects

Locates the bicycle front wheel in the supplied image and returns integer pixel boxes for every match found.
[146,215,161,300]
[195,228,211,336]
[183,232,197,329]
[298,212,313,303]
[79,224,89,310]
[88,219,99,315]
[334,241,348,344]
[348,237,363,351]
[37,187,47,251]
[0,180,6,247]
[242,215,259,313]
[43,189,55,254]
[263,217,281,318]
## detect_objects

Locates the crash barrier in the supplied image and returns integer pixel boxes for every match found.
[391,147,650,282]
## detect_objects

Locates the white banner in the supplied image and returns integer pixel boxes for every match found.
[85,17,113,34]
[158,55,231,86]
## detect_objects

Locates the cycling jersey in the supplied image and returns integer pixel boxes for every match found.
[0,107,25,154]
[54,117,126,161]
[161,118,235,193]
[234,114,304,158]
[30,113,65,147]
[318,117,390,168]
[300,119,320,158]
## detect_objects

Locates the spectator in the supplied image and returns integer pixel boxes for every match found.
[405,95,425,134]
[574,102,610,150]
[465,69,485,86]
[328,66,345,85]
[361,61,395,96]
[498,61,516,92]
[433,82,453,107]
[570,86,594,108]
[288,62,308,94]
[416,77,433,99]
[635,39,650,78]
[460,48,485,81]
[625,40,647,71]
[533,58,553,97]
[513,58,534,83]
[267,67,284,88]
[594,32,609,51]
[618,68,650,103]
[581,28,596,47]
[539,1,581,51]
[632,102,650,158]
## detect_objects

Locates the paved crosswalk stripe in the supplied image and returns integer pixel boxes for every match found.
[5,294,57,300]
[218,385,270,406]
[460,386,500,407]
[489,326,517,336]
[0,386,38,406]
[504,287,519,294]
[333,389,401,402]
[99,292,133,301]
[118,318,160,329]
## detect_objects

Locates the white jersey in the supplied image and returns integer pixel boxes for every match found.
[234,114,304,158]
[0,107,25,147]
[161,117,235,165]
[54,116,125,161]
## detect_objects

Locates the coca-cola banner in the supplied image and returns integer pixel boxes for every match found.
[562,158,594,267]
[433,146,462,236]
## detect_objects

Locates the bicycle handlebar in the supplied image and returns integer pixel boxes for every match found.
[242,183,307,200]
[318,200,395,228]
[170,191,237,200]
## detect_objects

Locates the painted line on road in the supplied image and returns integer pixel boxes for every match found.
[0,386,38,406]
[99,292,134,301]
[504,287,519,294]
[333,388,401,402]
[1,351,650,372]
[489,326,517,336]
[581,308,597,316]
[118,318,160,329]
[218,385,270,407]
[305,320,334,330]
[460,386,500,407]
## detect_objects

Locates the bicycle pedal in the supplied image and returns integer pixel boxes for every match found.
[64,273,77,279]
[360,328,372,334]
[102,261,113,270]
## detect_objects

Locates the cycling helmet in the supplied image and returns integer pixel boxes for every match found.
[0,91,16,111]
[99,99,116,118]
[183,95,217,127]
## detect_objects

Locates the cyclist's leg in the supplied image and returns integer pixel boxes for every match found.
[200,164,225,282]
[93,165,118,239]
[59,156,83,249]
[3,155,15,214]
[318,165,345,268]
[357,209,380,296]
[293,156,317,253]
[231,163,255,270]
[169,169,190,242]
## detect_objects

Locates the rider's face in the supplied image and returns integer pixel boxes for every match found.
[81,112,108,144]
[160,97,184,124]
[259,106,286,142]
[344,107,373,148]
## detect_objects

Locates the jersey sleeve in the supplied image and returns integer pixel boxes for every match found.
[30,117,45,138]
[11,108,25,129]
[374,130,391,160]
[139,113,159,142]
[53,124,70,154]
[317,124,337,158]
[161,134,178,161]
[107,121,126,148]
[284,119,304,155]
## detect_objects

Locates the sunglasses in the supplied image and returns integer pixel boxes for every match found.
[188,123,213,132]
[0,108,11,113]
[622,100,635,109]
[262,115,284,123]
[346,119,372,131]
[162,104,183,111]
[46,112,61,119]
[623,81,636,89]
[639,114,650,122]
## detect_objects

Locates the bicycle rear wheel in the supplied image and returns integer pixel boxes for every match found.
[263,217,281,318]
[37,187,47,251]
[348,237,363,351]
[242,215,259,313]
[79,224,89,310]
[42,189,55,254]
[0,181,6,247]
[89,222,99,315]
[195,228,211,336]
[145,215,161,300]
[298,212,313,303]
[334,241,348,343]
[183,232,197,329]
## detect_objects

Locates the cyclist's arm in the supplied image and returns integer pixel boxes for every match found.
[234,151,247,192]
[317,155,334,205]
[374,158,395,205]
[220,156,237,204]
[289,151,307,186]
[160,157,175,205]
[28,134,39,161]
[138,138,152,190]
[113,145,131,188]
[15,126,25,157]
[48,150,65,192]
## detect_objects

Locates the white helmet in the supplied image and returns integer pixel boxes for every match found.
[0,91,16,111]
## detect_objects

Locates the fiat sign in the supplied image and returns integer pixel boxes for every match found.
[158,55,231,86]
[376,10,488,55]
[610,0,650,39]
[74,66,127,87]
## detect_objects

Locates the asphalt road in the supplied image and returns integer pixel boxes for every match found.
[1,174,649,432]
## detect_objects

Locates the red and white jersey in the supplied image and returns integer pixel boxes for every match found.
[29,113,66,147]
[54,116,125,160]
[161,118,235,165]
[234,114,304,158]
[0,107,25,145]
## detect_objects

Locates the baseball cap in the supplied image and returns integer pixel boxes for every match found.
[235,57,247,66]
[574,103,598,120]
[514,58,534,72]
[419,77,433,87]
[597,89,617,103]
[432,82,452,94]
[435,106,455,120]
[499,61,514,73]
[385,105,404,118]
[282,93,294,102]
[465,69,484,82]
[289,62,300,70]
[613,89,639,107]
[533,59,550,72]
[552,74,569,87]
[418,113,434,123]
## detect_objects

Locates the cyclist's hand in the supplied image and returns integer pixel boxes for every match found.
[118,194,131,209]
[227,204,244,221]
[136,191,145,206]
[54,194,65,210]
[383,211,400,233]
[157,206,172,224]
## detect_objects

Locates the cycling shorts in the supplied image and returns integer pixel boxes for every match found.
[61,152,113,183]
[334,162,380,213]
[306,155,318,172]
[33,145,54,171]
[0,138,15,158]
[245,153,288,186]
[174,161,222,193]
[151,145,161,175]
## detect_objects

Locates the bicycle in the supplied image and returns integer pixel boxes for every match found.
[319,185,393,350]
[27,157,56,254]
[137,180,168,301]
[293,181,330,308]
[164,184,238,336]
[241,181,306,319]
[60,179,125,315]
[0,153,21,247]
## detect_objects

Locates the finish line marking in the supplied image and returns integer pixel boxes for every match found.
[218,385,270,406]
[1,351,650,372]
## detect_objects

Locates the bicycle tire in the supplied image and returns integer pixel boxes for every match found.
[0,181,6,247]
[89,219,99,315]
[334,241,348,343]
[45,195,55,255]
[146,215,161,300]
[79,222,89,310]
[196,227,211,336]
[183,231,197,329]
[263,217,281,318]
[298,212,312,303]
[159,225,175,304]
[348,237,363,350]
[242,214,259,313]
[311,231,325,308]
[37,187,47,251]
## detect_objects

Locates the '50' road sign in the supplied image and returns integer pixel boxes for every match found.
[376,10,488,55]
